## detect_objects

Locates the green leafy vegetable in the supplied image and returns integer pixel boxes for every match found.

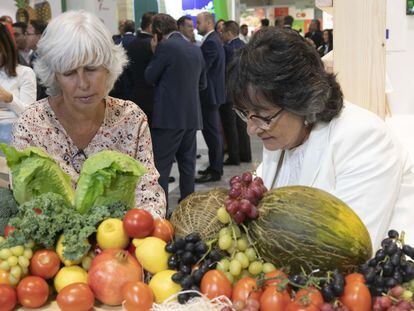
[0,188,18,235]
[0,144,75,205]
[75,150,147,214]
[0,192,129,261]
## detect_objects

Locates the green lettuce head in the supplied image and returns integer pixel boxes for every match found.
[0,144,75,205]
[75,150,147,214]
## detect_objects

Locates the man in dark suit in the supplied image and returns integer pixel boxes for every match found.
[120,12,156,123]
[195,12,226,183]
[115,19,136,48]
[145,13,206,204]
[220,21,251,166]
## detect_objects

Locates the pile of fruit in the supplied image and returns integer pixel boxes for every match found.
[1,144,414,311]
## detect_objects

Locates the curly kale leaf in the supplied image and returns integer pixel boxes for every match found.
[1,193,130,262]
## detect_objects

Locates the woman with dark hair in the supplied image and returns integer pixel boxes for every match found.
[305,19,323,48]
[227,27,414,248]
[0,23,36,145]
[318,29,333,56]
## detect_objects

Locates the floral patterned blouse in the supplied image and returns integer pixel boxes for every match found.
[12,96,166,218]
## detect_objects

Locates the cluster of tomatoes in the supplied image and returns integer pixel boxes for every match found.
[199,269,374,311]
[0,208,174,311]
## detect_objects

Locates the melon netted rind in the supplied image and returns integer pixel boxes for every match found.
[170,188,228,241]
[249,186,373,275]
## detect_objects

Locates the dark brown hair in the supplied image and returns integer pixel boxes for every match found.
[0,23,18,77]
[227,27,343,124]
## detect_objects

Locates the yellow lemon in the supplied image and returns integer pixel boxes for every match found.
[132,238,145,248]
[97,218,129,250]
[54,265,88,292]
[135,237,169,274]
[149,270,182,303]
[56,235,83,266]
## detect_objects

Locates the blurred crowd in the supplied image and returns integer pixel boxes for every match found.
[0,12,333,209]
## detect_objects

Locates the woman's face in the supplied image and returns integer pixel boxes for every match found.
[323,31,330,43]
[55,65,108,111]
[245,105,308,151]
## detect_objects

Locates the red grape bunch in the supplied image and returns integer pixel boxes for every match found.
[225,172,267,224]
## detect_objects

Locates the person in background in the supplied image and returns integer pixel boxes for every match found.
[283,15,294,29]
[220,20,251,166]
[318,29,333,57]
[112,19,126,44]
[117,20,136,48]
[0,24,36,146]
[145,13,206,206]
[13,10,166,218]
[11,22,29,66]
[215,19,225,41]
[227,27,414,247]
[108,19,136,99]
[274,17,284,28]
[26,20,47,67]
[195,12,226,183]
[123,12,156,123]
[26,19,47,100]
[177,16,196,43]
[239,24,250,43]
[305,19,323,48]
[260,18,270,29]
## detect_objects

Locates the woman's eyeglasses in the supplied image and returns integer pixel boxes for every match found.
[234,108,284,130]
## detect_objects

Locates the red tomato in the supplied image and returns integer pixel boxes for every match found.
[345,273,366,284]
[30,249,61,279]
[340,278,371,311]
[0,269,10,285]
[264,270,291,291]
[56,283,95,311]
[151,219,174,242]
[88,249,143,306]
[123,209,154,238]
[17,276,49,308]
[295,287,324,309]
[260,286,291,311]
[0,284,17,311]
[200,270,232,300]
[232,277,262,305]
[4,225,16,238]
[122,281,154,311]
[285,300,320,311]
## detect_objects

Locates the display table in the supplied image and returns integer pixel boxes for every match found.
[18,302,122,310]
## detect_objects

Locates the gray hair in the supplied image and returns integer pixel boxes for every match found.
[34,10,128,96]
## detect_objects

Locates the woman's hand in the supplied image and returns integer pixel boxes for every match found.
[0,85,13,103]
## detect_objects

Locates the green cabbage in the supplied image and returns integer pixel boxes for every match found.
[0,144,75,205]
[75,150,147,214]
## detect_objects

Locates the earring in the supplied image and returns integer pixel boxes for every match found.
[304,120,309,127]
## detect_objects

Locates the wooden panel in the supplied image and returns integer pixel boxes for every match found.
[333,0,387,118]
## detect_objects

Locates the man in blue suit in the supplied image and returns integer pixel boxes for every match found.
[220,20,251,165]
[195,12,226,183]
[114,19,136,48]
[145,14,206,204]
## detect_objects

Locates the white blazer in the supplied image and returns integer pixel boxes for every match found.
[257,102,414,249]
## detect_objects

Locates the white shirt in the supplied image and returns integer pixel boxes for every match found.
[0,65,36,123]
[239,34,249,44]
[274,139,309,188]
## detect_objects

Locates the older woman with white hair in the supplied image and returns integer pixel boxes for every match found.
[11,10,166,217]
